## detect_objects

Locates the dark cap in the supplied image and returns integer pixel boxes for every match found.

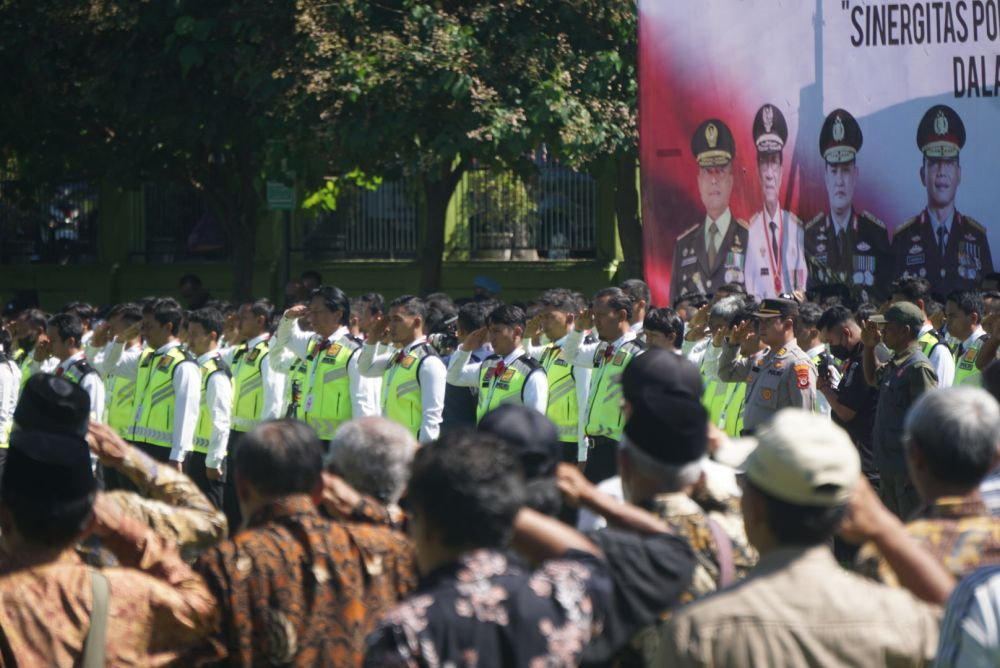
[868,301,925,329]
[1,430,97,504]
[478,405,561,479]
[14,373,90,438]
[753,103,788,154]
[917,104,965,158]
[691,119,735,168]
[754,298,800,319]
[622,349,708,465]
[819,109,862,164]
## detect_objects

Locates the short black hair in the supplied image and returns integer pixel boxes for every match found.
[854,302,878,324]
[594,287,633,321]
[233,420,323,496]
[891,276,931,304]
[749,480,847,546]
[797,302,823,329]
[407,430,526,549]
[457,301,488,333]
[18,308,48,331]
[300,269,323,285]
[620,278,651,306]
[426,301,457,335]
[946,290,984,318]
[817,305,855,332]
[143,298,184,335]
[109,303,142,325]
[47,313,83,346]
[673,291,709,309]
[487,304,527,330]
[242,298,274,323]
[537,288,581,314]
[390,295,428,322]
[358,292,385,317]
[644,307,684,349]
[188,307,225,337]
[61,301,96,324]
[310,286,350,322]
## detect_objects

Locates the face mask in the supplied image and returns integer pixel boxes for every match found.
[829,343,856,360]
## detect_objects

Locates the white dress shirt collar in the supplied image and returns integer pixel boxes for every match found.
[246,333,270,349]
[155,340,181,355]
[963,326,987,351]
[58,351,86,371]
[196,350,221,365]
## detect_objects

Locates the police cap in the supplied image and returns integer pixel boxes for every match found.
[917,104,965,158]
[691,119,735,168]
[754,298,800,319]
[819,108,862,164]
[752,103,788,154]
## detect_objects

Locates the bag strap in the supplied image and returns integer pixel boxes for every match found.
[705,516,735,589]
[82,569,109,668]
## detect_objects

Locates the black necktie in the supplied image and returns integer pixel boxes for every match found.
[769,221,779,259]
[937,226,947,256]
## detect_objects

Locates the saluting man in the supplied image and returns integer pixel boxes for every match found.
[804,108,892,301]
[892,104,994,295]
[744,104,807,299]
[670,119,749,302]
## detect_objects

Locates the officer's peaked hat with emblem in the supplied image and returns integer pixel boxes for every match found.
[819,108,862,164]
[752,103,788,154]
[691,118,735,168]
[917,104,965,158]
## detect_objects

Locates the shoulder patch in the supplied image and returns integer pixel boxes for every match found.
[962,215,987,234]
[805,213,825,230]
[400,355,416,369]
[794,363,811,389]
[677,223,702,240]
[861,210,886,229]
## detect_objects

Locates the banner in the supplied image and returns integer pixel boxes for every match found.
[640,0,1000,307]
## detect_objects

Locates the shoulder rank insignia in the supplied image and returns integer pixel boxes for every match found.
[794,363,811,389]
[613,352,626,365]
[157,355,173,369]
[895,217,919,235]
[501,368,515,382]
[805,213,824,230]
[963,215,987,234]
[861,210,886,229]
[735,217,750,230]
[677,223,701,240]
[401,355,416,369]
[247,349,260,363]
[327,343,343,357]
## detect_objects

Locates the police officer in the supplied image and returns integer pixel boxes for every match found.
[892,104,994,295]
[805,109,892,301]
[88,303,144,440]
[14,308,57,389]
[744,104,807,299]
[358,295,447,443]
[671,119,749,303]
[42,313,105,424]
[944,290,988,386]
[718,298,816,434]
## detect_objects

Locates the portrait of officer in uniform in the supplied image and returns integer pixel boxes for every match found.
[670,119,749,303]
[744,103,807,300]
[804,109,892,301]
[892,104,993,296]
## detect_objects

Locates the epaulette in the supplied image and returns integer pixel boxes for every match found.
[788,211,804,227]
[805,213,825,231]
[962,214,987,234]
[677,223,701,240]
[512,355,541,373]
[895,216,919,236]
[343,335,363,352]
[860,210,886,229]
[72,359,96,376]
[734,217,750,230]
[622,338,646,353]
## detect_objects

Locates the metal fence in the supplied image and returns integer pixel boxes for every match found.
[0,172,99,264]
[142,182,229,262]
[301,179,419,260]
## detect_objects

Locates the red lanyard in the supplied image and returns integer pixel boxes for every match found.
[766,209,783,294]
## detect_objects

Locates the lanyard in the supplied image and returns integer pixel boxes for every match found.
[765,209,784,294]
[307,336,330,394]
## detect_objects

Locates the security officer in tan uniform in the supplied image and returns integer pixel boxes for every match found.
[718,298,816,434]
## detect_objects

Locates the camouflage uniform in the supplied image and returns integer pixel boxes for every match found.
[856,493,1000,584]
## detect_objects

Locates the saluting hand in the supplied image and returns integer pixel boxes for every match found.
[87,423,128,467]
[320,471,362,519]
[575,308,594,331]
[524,314,544,341]
[556,462,596,508]
[860,320,881,348]
[366,314,391,343]
[119,320,142,344]
[91,321,111,347]
[283,304,308,321]
[33,334,52,362]
[461,326,489,352]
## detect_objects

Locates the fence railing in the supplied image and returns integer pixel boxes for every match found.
[142,182,229,262]
[0,173,99,264]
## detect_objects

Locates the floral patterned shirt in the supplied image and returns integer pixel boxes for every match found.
[363,548,613,668]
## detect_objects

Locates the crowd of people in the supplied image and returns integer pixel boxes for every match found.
[0,269,998,665]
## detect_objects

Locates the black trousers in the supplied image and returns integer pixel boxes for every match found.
[584,436,619,484]
[224,430,246,535]
[185,450,226,510]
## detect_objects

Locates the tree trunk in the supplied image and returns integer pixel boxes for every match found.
[419,163,465,295]
[231,212,257,302]
[614,150,643,281]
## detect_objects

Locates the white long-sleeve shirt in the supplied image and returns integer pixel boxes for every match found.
[447,346,548,415]
[272,319,375,418]
[197,351,232,469]
[58,352,106,424]
[531,334,592,461]
[358,337,447,442]
[105,339,200,462]
[220,333,285,424]
[804,344,842,418]
[562,328,638,369]
[0,360,19,439]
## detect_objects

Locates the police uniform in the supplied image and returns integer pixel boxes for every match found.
[953,328,988,386]
[670,119,750,302]
[187,351,232,509]
[717,299,817,434]
[805,109,892,301]
[892,104,994,295]
[744,105,807,299]
[445,346,549,421]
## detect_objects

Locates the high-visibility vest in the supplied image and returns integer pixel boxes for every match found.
[540,344,579,443]
[719,382,746,437]
[131,346,194,449]
[954,334,988,386]
[702,378,730,427]
[231,338,270,433]
[105,346,146,439]
[476,354,543,422]
[0,355,11,449]
[585,339,645,440]
[383,342,438,436]
[14,347,33,392]
[919,329,950,360]
[61,357,100,422]
[303,336,362,440]
[193,355,232,454]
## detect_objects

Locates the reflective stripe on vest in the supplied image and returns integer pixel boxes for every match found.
[586,340,643,440]
[383,343,436,437]
[541,344,578,443]
[231,339,270,432]
[304,336,361,440]
[193,356,231,454]
[105,372,137,439]
[919,330,950,360]
[954,336,987,386]
[476,355,539,423]
[132,347,190,449]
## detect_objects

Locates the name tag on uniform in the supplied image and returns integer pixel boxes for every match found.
[304,394,315,412]
[554,359,568,367]
[760,267,769,276]
[496,382,510,390]
[681,256,697,267]
[906,254,925,266]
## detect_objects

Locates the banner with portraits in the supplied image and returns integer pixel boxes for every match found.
[640,0,1000,306]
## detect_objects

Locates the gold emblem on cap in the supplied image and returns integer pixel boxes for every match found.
[934,110,948,136]
[762,105,774,133]
[832,115,845,142]
[706,123,718,148]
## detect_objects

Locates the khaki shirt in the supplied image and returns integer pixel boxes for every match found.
[718,340,816,432]
[658,545,940,667]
